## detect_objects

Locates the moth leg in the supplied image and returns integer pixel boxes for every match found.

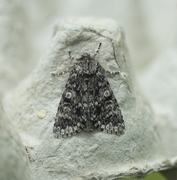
[51,51,75,76]
[105,70,120,78]
[103,68,120,77]
[99,63,120,77]
[51,67,71,76]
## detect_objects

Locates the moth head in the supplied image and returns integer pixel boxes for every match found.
[80,53,92,59]
[76,53,97,75]
[74,43,102,75]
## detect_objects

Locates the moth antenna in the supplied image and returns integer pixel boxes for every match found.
[94,43,102,58]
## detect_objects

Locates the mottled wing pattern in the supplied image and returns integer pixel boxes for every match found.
[53,68,85,138]
[93,64,125,135]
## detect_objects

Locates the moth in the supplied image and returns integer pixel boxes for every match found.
[53,43,125,138]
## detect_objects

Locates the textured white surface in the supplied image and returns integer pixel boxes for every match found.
[1,1,177,93]
[0,102,31,180]
[139,46,177,178]
[27,0,177,72]
[0,0,32,95]
[140,46,177,161]
[3,18,166,180]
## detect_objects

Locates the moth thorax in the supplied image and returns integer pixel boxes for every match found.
[81,60,97,75]
[77,53,97,75]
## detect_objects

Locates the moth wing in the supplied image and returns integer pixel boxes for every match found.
[53,72,85,138]
[94,65,125,135]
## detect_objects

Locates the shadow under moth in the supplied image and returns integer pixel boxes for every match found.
[53,43,125,138]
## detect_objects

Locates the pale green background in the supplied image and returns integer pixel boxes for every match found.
[121,172,166,180]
